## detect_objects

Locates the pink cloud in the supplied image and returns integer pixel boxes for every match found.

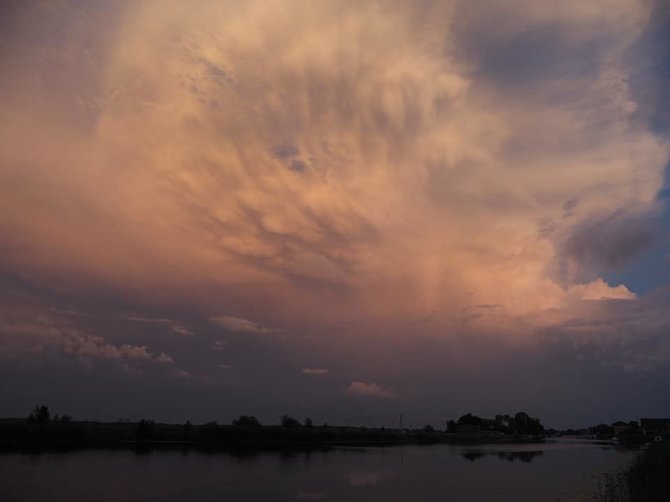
[0,314,174,367]
[345,381,394,399]
[0,0,665,339]
[210,315,279,334]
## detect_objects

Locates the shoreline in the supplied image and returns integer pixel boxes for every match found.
[0,419,547,452]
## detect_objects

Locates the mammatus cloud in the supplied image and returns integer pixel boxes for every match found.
[0,0,666,333]
[0,314,174,368]
[302,368,330,375]
[345,381,394,399]
[210,315,279,334]
[124,315,194,336]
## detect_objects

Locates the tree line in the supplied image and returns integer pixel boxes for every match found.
[0,405,550,450]
[446,411,545,435]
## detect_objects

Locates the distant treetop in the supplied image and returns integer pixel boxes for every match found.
[232,415,261,427]
[27,405,50,423]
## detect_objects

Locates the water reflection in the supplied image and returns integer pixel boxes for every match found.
[0,440,629,502]
[296,492,325,500]
[346,468,395,487]
[461,449,544,463]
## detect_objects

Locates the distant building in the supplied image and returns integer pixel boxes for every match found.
[612,421,638,437]
[640,418,670,436]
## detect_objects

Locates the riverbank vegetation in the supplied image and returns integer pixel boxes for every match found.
[0,405,545,451]
[594,441,670,502]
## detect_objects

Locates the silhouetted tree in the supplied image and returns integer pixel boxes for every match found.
[590,423,614,439]
[451,412,544,435]
[304,418,313,427]
[280,415,301,428]
[423,424,435,433]
[505,412,544,435]
[27,405,50,423]
[495,414,513,433]
[232,415,261,427]
[457,413,482,426]
[451,412,546,435]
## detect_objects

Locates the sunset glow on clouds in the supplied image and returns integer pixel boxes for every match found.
[0,0,669,426]
[0,312,174,368]
[346,381,394,399]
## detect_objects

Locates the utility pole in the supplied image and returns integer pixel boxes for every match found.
[400,414,403,429]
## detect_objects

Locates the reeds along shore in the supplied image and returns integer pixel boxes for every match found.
[594,441,670,502]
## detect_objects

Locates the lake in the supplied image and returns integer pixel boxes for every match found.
[0,439,631,501]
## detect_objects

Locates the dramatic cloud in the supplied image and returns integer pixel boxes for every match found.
[0,0,668,426]
[1,0,666,329]
[345,381,394,399]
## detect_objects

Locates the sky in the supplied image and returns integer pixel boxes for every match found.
[1,0,669,429]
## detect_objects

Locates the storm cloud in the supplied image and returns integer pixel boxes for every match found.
[0,0,668,427]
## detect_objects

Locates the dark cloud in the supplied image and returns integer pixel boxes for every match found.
[270,144,309,172]
[559,209,657,279]
[628,0,670,134]
[562,198,580,218]
[289,159,309,172]
[453,4,603,88]
[537,291,670,377]
[271,143,300,160]
[199,58,232,86]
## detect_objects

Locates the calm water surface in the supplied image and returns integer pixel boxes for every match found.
[0,439,631,501]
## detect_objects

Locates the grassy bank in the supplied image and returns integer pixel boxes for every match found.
[594,441,670,502]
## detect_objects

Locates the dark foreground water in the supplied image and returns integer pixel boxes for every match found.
[0,439,631,501]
